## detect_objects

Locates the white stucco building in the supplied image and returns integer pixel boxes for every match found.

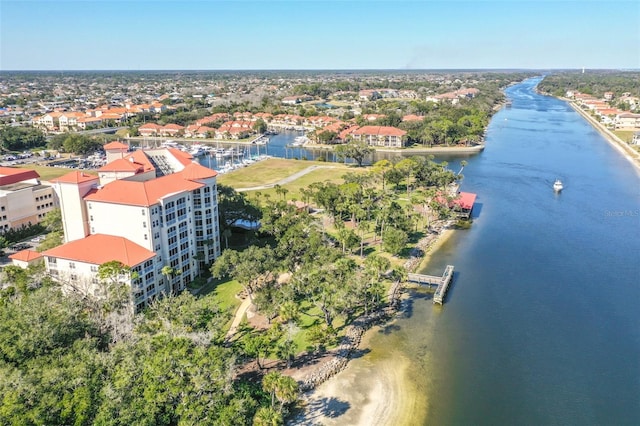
[0,167,57,232]
[44,146,221,311]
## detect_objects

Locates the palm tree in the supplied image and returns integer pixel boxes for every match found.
[262,371,281,409]
[253,406,283,426]
[274,375,299,409]
[161,265,180,294]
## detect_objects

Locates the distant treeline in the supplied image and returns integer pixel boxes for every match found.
[538,71,640,99]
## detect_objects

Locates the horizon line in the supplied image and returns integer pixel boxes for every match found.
[1,67,638,73]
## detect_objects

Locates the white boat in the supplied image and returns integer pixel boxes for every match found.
[291,136,309,146]
[214,148,230,158]
[188,144,206,156]
[553,179,563,192]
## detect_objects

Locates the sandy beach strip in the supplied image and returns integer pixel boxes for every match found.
[290,329,426,426]
[568,102,640,174]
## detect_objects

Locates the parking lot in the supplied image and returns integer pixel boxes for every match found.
[0,236,45,267]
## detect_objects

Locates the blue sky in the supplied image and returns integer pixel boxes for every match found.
[1,0,638,70]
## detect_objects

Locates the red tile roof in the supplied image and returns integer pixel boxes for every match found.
[42,234,155,267]
[162,123,185,131]
[53,171,99,184]
[103,141,129,150]
[84,170,204,207]
[138,123,162,130]
[166,148,193,166]
[124,150,155,172]
[352,126,406,137]
[98,158,143,173]
[402,114,424,122]
[9,249,43,263]
[181,162,218,181]
[0,167,40,186]
[455,192,477,210]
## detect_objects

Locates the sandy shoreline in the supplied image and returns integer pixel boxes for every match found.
[290,224,455,425]
[290,328,425,426]
[567,101,640,174]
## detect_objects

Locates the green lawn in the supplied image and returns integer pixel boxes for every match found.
[17,164,86,181]
[244,166,367,201]
[613,130,636,143]
[198,278,243,313]
[217,158,321,188]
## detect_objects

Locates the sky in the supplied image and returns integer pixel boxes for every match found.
[1,0,638,70]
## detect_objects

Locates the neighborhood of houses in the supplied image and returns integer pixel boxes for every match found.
[566,89,640,143]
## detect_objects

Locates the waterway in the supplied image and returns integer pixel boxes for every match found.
[196,128,476,171]
[309,77,640,425]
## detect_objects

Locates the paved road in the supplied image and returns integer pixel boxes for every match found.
[235,165,337,192]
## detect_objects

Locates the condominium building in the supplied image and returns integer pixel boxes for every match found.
[44,146,221,311]
[350,125,407,148]
[0,167,57,232]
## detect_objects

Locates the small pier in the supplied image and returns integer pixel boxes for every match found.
[407,265,455,305]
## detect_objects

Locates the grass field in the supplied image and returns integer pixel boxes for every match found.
[245,166,366,201]
[217,157,355,188]
[16,164,90,181]
[613,130,636,143]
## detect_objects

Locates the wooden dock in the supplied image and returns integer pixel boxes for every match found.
[407,265,455,305]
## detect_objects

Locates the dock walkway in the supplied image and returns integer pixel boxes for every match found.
[407,265,455,305]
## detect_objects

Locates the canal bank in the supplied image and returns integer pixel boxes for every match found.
[566,101,640,172]
[293,77,640,425]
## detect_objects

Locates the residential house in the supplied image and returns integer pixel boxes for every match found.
[138,123,162,137]
[615,113,640,130]
[159,123,185,137]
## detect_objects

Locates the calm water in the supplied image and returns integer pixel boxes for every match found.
[368,78,640,425]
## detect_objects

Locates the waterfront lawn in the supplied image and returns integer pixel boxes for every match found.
[245,166,367,201]
[218,158,319,187]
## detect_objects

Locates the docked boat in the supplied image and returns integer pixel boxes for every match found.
[188,144,206,157]
[291,136,309,146]
[553,179,563,192]
[214,148,230,158]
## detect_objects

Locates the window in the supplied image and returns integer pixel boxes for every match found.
[69,262,76,269]
[142,209,146,215]
[144,234,148,240]
[143,222,147,228]
[90,265,98,272]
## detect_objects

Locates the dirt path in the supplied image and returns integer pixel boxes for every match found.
[225,296,252,341]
